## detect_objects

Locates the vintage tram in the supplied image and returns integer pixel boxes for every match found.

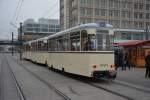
[23,23,116,78]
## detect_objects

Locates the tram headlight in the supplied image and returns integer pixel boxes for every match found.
[110,64,115,69]
[92,64,97,69]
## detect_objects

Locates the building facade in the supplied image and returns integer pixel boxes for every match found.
[60,0,150,31]
[22,18,60,41]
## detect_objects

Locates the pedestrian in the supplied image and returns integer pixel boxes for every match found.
[115,50,119,70]
[116,50,124,70]
[124,52,131,70]
[145,51,150,78]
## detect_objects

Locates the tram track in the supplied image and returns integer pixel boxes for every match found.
[81,77,150,100]
[9,55,71,100]
[0,54,4,100]
[0,54,26,100]
[45,66,149,100]
[4,55,26,100]
[85,81,134,100]
[113,80,150,93]
[63,76,135,100]
[9,55,150,100]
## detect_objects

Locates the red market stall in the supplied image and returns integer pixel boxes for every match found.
[115,40,150,68]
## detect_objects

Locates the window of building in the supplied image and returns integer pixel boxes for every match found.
[27,24,33,27]
[134,22,138,28]
[146,4,150,10]
[80,0,86,4]
[101,9,106,16]
[95,0,100,7]
[134,4,138,9]
[87,0,92,4]
[134,13,138,19]
[95,9,99,15]
[133,34,143,40]
[146,13,150,19]
[115,1,120,8]
[139,13,143,19]
[109,11,113,17]
[121,11,126,18]
[121,21,127,28]
[139,22,143,29]
[122,1,128,8]
[139,4,143,10]
[114,11,120,17]
[109,0,113,8]
[101,0,107,8]
[87,8,92,16]
[80,8,86,16]
[127,12,132,18]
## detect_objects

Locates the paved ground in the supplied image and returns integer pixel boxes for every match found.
[116,67,150,88]
[0,54,65,100]
[0,53,150,100]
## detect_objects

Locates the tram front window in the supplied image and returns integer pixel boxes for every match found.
[96,34,114,51]
[81,30,96,51]
[84,34,96,51]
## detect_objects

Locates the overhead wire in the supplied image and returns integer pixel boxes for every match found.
[12,0,22,22]
[41,0,59,18]
[14,0,24,24]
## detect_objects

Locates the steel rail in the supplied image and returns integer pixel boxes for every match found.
[10,56,71,100]
[86,82,134,100]
[4,55,26,100]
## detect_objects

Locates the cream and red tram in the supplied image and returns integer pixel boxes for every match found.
[23,23,116,78]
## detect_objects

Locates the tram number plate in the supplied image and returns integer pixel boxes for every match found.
[100,64,108,67]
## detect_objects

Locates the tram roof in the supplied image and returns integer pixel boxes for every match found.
[26,23,113,44]
[47,23,113,39]
[113,29,144,32]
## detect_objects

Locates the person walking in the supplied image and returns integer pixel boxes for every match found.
[124,52,131,70]
[145,52,150,78]
[118,50,124,70]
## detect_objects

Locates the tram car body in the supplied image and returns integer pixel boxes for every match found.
[23,23,116,78]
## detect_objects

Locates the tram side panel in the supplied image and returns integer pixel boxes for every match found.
[35,52,49,64]
[47,52,115,77]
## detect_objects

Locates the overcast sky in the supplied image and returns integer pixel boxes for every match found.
[0,0,59,40]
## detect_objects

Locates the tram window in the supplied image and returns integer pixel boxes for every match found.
[106,35,114,50]
[97,34,114,51]
[70,32,80,51]
[38,41,41,51]
[52,39,57,51]
[62,39,69,51]
[48,39,53,51]
[81,30,96,51]
[97,34,104,50]
[57,39,63,51]
[81,30,88,51]
[42,40,48,51]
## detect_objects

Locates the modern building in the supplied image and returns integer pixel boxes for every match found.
[21,18,60,41]
[60,0,150,40]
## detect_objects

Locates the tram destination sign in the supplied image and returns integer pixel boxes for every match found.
[97,21,107,27]
[97,30,109,34]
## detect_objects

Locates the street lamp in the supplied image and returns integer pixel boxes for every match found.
[10,22,23,60]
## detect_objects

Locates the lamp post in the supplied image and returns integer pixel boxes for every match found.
[10,22,23,60]
[12,32,14,56]
[19,22,23,60]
